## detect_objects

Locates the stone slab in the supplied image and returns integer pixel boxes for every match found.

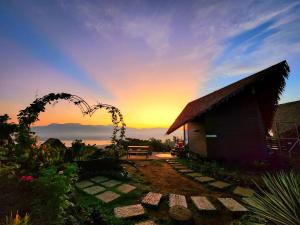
[114,204,145,218]
[195,176,215,183]
[173,166,188,170]
[135,221,156,225]
[96,191,120,203]
[101,179,122,188]
[76,180,94,189]
[191,196,216,211]
[178,169,194,173]
[90,176,109,183]
[209,181,231,189]
[233,186,255,197]
[116,184,136,193]
[83,185,106,195]
[187,172,202,177]
[169,194,187,208]
[218,198,248,212]
[142,192,162,206]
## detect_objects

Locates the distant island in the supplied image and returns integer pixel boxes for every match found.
[32,123,181,141]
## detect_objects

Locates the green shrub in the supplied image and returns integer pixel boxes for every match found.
[30,164,78,225]
[77,158,123,179]
[244,171,300,225]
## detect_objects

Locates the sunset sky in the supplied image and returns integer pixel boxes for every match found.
[1,0,300,129]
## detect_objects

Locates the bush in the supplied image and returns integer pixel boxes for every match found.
[30,164,78,225]
[244,171,300,225]
[77,158,123,179]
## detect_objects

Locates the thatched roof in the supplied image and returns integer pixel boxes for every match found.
[272,100,300,136]
[167,61,289,134]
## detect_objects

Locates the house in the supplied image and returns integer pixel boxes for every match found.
[272,100,300,137]
[167,61,290,162]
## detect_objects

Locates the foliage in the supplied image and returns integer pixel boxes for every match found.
[89,103,126,158]
[0,114,18,146]
[230,214,267,225]
[4,212,31,225]
[244,171,300,225]
[77,158,123,179]
[66,139,101,161]
[30,164,78,225]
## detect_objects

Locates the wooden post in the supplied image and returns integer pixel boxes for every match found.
[183,124,186,145]
[276,122,282,152]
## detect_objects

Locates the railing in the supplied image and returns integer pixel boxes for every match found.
[267,121,300,156]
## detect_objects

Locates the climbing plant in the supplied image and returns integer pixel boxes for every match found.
[17,92,126,159]
[90,103,126,157]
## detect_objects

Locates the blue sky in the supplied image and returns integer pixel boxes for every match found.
[0,0,300,127]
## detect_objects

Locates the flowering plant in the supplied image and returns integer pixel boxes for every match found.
[20,176,33,182]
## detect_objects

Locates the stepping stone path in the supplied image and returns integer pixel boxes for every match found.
[83,185,106,195]
[169,194,187,208]
[209,181,231,189]
[218,198,248,212]
[233,186,255,197]
[178,169,194,173]
[195,176,215,183]
[116,184,136,193]
[187,172,202,177]
[96,191,120,203]
[191,196,216,211]
[101,179,122,188]
[91,176,109,183]
[142,192,162,206]
[114,204,145,218]
[135,221,156,225]
[76,180,94,189]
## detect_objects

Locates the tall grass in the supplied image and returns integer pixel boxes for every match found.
[244,171,300,225]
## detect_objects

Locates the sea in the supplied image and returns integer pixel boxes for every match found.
[38,139,111,148]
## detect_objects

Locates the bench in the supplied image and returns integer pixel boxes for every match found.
[127,146,151,159]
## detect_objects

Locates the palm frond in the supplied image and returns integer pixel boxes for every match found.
[244,171,300,225]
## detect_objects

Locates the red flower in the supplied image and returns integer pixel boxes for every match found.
[21,175,34,182]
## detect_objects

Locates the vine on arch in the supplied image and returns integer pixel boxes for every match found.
[17,92,126,158]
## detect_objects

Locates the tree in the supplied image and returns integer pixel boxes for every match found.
[0,114,18,146]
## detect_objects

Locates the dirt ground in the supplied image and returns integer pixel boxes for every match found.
[124,159,245,225]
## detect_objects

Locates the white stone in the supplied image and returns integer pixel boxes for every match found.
[178,169,194,173]
[191,196,216,211]
[169,194,187,208]
[90,176,109,183]
[142,192,162,206]
[101,180,122,188]
[218,198,248,212]
[114,204,145,218]
[116,184,136,193]
[209,181,231,189]
[76,180,94,189]
[96,191,120,203]
[233,186,255,197]
[135,221,156,225]
[83,185,106,195]
[187,173,202,177]
[195,176,215,183]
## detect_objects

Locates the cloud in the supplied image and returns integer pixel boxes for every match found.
[121,15,171,55]
[74,1,172,55]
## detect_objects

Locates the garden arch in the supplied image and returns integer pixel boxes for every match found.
[17,93,126,157]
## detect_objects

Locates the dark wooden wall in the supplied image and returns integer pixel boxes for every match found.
[193,88,267,162]
[188,120,207,156]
